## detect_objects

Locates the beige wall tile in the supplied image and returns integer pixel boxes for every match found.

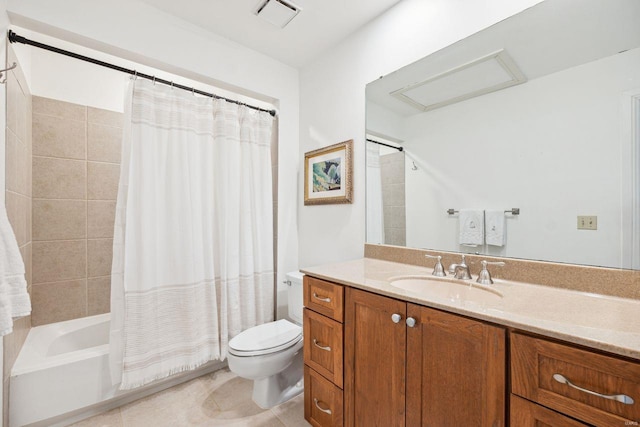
[32,113,86,159]
[33,200,87,241]
[5,191,28,247]
[88,239,113,278]
[31,280,87,325]
[382,182,405,207]
[88,162,120,200]
[88,277,111,316]
[33,156,87,199]
[88,201,116,238]
[6,71,18,135]
[2,378,8,427]
[21,243,32,287]
[17,139,31,196]
[16,83,29,143]
[383,206,406,230]
[32,96,86,121]
[87,107,122,128]
[32,240,86,284]
[88,123,122,163]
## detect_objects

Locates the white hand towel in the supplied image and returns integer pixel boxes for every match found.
[486,209,506,247]
[459,209,484,246]
[0,206,31,337]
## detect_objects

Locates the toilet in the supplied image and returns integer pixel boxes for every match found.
[227,271,304,409]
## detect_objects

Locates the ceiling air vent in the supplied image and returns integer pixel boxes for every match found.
[255,0,302,29]
[391,50,527,112]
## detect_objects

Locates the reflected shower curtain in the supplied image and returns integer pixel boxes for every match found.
[366,142,385,244]
[110,79,274,389]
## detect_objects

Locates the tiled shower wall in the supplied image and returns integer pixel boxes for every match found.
[31,96,122,326]
[380,151,406,246]
[3,48,32,427]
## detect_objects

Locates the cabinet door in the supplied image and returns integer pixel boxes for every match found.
[344,288,406,427]
[510,395,589,426]
[406,304,505,427]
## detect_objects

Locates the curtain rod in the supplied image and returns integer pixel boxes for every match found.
[7,30,277,117]
[366,138,403,152]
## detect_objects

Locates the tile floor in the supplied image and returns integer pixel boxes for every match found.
[69,368,311,426]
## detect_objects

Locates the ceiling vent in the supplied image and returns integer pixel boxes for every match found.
[391,50,527,112]
[255,0,302,29]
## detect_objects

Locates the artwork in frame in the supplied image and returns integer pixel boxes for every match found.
[304,139,353,205]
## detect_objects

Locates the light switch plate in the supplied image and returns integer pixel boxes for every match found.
[577,216,597,230]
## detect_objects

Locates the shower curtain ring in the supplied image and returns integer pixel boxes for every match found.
[192,87,195,96]
[133,70,138,80]
[153,76,156,85]
[171,81,174,89]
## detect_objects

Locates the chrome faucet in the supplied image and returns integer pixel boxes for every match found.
[449,254,471,280]
[476,260,505,285]
[425,254,446,277]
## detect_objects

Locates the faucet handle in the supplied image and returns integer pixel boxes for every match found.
[425,254,446,277]
[476,260,505,285]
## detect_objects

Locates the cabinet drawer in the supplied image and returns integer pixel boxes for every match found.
[510,395,589,426]
[511,332,640,426]
[305,365,343,427]
[304,276,344,322]
[304,308,343,388]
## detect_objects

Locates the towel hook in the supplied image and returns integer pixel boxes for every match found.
[0,62,17,84]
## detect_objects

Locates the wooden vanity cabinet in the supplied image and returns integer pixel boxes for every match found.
[303,276,345,427]
[344,287,506,427]
[510,395,590,426]
[511,332,640,426]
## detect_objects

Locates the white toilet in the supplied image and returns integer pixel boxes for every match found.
[227,271,304,409]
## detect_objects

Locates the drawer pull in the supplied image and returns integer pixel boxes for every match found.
[553,373,635,405]
[313,338,331,352]
[314,398,333,415]
[313,292,331,303]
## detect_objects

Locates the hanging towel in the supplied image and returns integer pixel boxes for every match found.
[0,206,31,337]
[459,209,484,246]
[486,209,506,247]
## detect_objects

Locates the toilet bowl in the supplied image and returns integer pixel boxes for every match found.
[226,271,304,409]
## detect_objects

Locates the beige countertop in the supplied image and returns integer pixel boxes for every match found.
[301,258,640,361]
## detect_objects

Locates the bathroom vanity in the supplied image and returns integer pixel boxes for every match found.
[301,255,640,427]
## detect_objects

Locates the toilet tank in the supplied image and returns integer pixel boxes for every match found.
[286,271,304,325]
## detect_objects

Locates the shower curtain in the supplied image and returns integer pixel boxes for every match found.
[110,79,274,389]
[366,142,385,244]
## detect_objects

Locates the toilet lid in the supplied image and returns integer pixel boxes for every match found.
[228,319,302,357]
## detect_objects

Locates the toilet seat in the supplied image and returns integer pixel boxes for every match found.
[228,319,302,357]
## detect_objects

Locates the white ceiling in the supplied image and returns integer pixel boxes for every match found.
[367,0,640,117]
[140,0,402,68]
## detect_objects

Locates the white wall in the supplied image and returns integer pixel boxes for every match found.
[6,0,300,316]
[402,48,640,268]
[298,0,544,268]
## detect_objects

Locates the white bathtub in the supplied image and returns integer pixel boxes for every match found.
[10,313,223,427]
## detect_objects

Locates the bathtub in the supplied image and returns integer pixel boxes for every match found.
[10,313,224,427]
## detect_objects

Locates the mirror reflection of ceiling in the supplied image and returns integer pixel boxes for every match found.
[368,0,640,117]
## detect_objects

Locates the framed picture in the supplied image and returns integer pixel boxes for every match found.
[304,139,353,205]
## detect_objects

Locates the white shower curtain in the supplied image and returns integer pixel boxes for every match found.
[366,142,385,244]
[110,79,274,389]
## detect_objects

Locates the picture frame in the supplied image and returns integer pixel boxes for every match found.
[304,139,353,205]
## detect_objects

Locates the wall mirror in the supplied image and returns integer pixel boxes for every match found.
[365,0,640,270]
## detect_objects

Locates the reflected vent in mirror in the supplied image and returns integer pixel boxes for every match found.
[391,49,526,112]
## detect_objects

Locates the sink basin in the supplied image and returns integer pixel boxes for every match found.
[388,275,503,302]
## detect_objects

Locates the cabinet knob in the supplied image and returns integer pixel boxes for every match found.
[406,317,416,327]
[391,313,402,323]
